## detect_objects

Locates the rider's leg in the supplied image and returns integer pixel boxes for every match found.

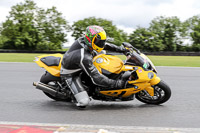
[64,76,90,107]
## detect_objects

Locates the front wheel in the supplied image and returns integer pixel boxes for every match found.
[40,72,71,102]
[135,80,171,105]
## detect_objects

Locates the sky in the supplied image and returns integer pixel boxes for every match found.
[0,0,200,46]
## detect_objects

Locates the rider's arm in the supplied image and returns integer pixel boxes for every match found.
[79,49,125,89]
[104,43,125,53]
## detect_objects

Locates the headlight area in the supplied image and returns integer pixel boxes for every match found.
[148,72,154,79]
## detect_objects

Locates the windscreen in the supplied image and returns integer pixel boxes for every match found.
[126,51,149,69]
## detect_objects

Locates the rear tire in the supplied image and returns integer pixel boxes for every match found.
[40,72,71,102]
[135,80,171,105]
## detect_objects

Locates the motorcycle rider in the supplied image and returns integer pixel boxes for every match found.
[61,25,130,107]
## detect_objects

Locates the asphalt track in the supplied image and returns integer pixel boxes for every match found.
[0,62,200,129]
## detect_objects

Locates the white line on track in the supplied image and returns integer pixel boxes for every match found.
[0,121,200,133]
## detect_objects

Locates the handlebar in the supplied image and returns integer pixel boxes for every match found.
[122,42,141,55]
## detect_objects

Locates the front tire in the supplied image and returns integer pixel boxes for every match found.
[40,72,71,102]
[135,80,171,105]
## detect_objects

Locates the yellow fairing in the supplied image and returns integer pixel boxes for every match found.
[99,66,161,97]
[93,54,125,74]
[150,77,161,85]
[127,67,160,96]
[34,54,63,77]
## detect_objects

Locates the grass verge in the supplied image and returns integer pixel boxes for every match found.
[0,53,199,67]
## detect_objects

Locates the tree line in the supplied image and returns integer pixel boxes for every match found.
[0,0,200,52]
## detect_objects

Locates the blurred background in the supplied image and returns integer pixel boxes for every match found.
[0,0,200,52]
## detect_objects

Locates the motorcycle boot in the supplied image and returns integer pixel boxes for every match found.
[62,75,90,107]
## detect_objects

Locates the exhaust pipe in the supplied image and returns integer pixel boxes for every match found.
[33,82,65,98]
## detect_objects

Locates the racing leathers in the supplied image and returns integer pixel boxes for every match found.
[61,37,126,107]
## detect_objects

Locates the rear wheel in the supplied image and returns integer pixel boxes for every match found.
[40,72,71,102]
[135,80,171,105]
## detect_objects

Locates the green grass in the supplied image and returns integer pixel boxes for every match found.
[0,53,199,67]
[0,53,43,62]
[148,56,200,67]
[116,55,200,67]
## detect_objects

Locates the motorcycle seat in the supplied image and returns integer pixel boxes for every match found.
[40,56,61,66]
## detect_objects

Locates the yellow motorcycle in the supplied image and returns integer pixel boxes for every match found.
[33,42,171,105]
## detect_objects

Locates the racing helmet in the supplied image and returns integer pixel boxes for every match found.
[84,25,106,53]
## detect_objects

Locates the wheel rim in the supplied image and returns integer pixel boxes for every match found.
[137,86,166,103]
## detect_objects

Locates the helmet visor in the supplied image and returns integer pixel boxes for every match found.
[94,37,106,48]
